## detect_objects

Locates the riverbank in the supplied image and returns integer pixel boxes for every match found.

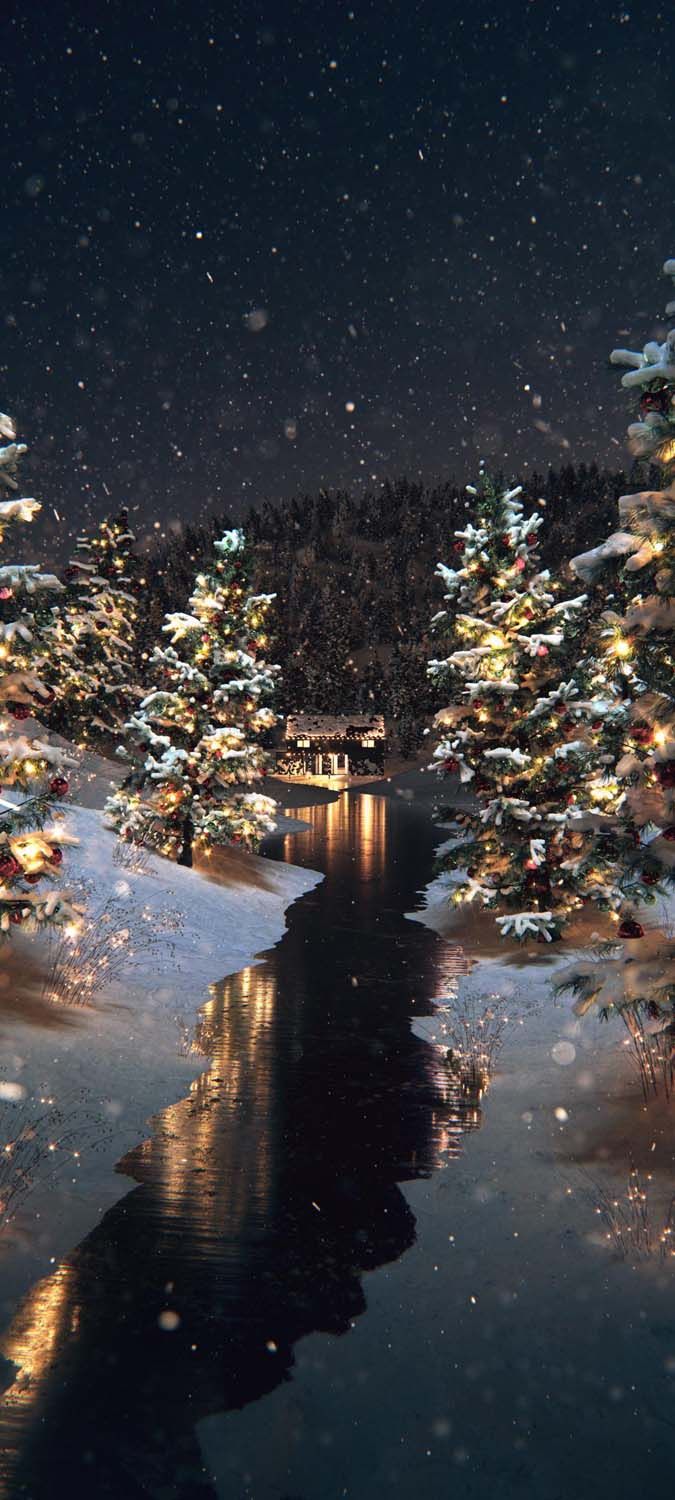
[0,795,322,1349]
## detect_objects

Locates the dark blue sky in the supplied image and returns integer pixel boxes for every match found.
[2,0,673,551]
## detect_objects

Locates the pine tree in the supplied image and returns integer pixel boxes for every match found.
[561,260,675,1020]
[0,413,80,939]
[45,507,142,748]
[105,528,278,865]
[427,472,608,943]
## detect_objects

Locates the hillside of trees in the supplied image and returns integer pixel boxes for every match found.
[141,464,638,758]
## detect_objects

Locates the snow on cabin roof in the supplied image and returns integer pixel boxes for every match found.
[285,714,386,741]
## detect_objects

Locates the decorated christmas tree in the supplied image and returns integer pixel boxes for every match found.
[560,259,675,1023]
[0,413,80,938]
[105,528,278,865]
[44,507,142,748]
[426,471,618,943]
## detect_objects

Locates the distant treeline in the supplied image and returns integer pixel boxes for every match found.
[141,464,643,757]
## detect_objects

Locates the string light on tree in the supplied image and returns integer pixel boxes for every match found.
[105,528,279,865]
[426,469,625,943]
[0,410,81,938]
[562,258,675,1029]
[44,507,143,750]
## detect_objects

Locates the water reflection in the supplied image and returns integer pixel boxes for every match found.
[281,791,388,889]
[0,793,484,1498]
[0,1267,78,1418]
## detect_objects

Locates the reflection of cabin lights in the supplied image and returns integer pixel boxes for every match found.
[362,738,375,747]
[297,738,310,747]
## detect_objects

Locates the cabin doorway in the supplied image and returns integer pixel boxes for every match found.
[317,752,349,776]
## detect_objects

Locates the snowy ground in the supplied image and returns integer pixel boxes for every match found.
[0,794,321,1342]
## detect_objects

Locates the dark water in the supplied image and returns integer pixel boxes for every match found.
[0,793,475,1498]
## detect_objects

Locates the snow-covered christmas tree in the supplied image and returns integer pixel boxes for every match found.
[0,413,80,938]
[427,471,614,943]
[105,528,278,866]
[561,259,675,1023]
[45,507,142,748]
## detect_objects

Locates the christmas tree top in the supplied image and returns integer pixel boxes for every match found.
[610,259,675,468]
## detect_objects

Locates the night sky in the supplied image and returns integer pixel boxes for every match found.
[2,0,674,551]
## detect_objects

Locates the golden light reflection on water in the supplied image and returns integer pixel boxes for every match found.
[283,792,387,883]
[430,1052,484,1166]
[0,1264,77,1422]
[133,961,281,1240]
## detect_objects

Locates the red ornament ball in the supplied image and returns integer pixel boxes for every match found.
[662,826,675,842]
[501,534,512,547]
[657,761,675,788]
[49,777,70,798]
[0,853,20,879]
[515,557,526,572]
[49,847,63,866]
[523,608,534,620]
[9,907,25,925]
[631,724,653,746]
[639,387,670,416]
[443,757,460,773]
[526,533,538,545]
[24,872,41,885]
[618,918,644,940]
[641,871,659,886]
[9,704,30,721]
[0,586,12,600]
[452,540,464,555]
[537,645,549,657]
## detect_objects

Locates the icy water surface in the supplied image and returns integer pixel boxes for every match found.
[1,792,675,1499]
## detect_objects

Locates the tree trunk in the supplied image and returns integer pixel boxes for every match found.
[177,813,193,868]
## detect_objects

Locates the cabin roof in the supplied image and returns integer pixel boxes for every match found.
[285,713,386,741]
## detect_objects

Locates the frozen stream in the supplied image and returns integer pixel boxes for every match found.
[1,791,674,1498]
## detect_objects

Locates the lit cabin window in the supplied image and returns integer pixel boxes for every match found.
[362,737,375,747]
[297,737,310,747]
